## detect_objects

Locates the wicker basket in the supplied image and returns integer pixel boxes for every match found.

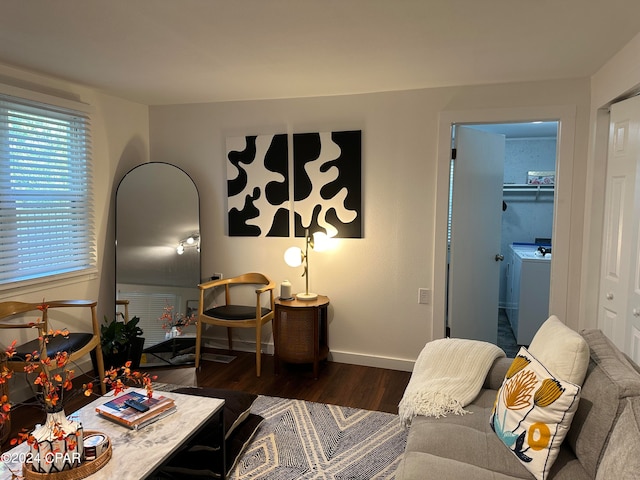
[277,307,318,362]
[23,431,112,480]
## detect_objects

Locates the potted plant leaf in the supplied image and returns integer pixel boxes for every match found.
[94,314,145,370]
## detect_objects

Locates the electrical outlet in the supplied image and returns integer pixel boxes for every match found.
[418,288,431,305]
[211,273,223,281]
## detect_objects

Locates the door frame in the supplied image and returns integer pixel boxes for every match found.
[432,105,577,340]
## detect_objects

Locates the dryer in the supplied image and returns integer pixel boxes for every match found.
[505,244,551,345]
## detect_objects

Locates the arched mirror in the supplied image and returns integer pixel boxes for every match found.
[116,162,200,366]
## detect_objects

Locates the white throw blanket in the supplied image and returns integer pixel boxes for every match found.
[399,338,505,426]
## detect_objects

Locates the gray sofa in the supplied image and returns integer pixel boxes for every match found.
[396,329,640,479]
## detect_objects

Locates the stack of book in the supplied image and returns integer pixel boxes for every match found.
[96,391,176,430]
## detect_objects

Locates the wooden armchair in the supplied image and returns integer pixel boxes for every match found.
[195,273,275,376]
[0,300,106,394]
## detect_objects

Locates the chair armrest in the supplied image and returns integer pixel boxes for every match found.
[483,357,513,390]
[0,323,34,330]
[46,300,97,308]
[255,283,275,294]
[198,278,227,291]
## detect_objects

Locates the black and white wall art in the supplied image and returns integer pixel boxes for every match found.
[226,130,362,238]
[227,134,289,237]
[292,130,362,238]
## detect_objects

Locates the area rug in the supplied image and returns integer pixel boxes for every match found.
[229,395,408,480]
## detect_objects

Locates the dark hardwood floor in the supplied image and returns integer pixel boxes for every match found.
[2,350,411,452]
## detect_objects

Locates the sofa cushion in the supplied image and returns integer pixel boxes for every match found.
[491,347,581,480]
[406,389,533,479]
[595,396,640,479]
[567,329,640,477]
[528,315,590,385]
[396,451,530,480]
[399,384,589,480]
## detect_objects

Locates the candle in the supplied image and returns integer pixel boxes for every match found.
[280,280,292,299]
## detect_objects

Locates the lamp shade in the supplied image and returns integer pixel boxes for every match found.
[312,231,331,252]
[284,246,303,267]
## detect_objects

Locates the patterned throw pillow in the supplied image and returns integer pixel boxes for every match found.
[490,347,581,480]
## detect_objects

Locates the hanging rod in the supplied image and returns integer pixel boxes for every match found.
[503,184,554,199]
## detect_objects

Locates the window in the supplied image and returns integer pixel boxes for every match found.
[0,93,95,288]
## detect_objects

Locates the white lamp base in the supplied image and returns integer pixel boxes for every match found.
[295,292,318,301]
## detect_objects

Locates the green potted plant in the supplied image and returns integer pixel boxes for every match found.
[95,314,145,369]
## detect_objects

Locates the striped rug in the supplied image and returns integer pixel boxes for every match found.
[229,395,407,480]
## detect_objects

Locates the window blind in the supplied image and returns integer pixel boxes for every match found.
[0,93,95,287]
[117,292,181,347]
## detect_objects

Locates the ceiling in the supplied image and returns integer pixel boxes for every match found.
[1,1,639,106]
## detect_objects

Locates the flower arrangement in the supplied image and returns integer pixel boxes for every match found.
[0,301,156,453]
[159,304,196,336]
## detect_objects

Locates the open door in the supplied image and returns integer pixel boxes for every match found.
[448,126,505,343]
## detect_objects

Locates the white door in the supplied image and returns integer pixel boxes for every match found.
[448,126,505,343]
[599,95,640,361]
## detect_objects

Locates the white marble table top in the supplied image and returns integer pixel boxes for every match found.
[0,388,224,480]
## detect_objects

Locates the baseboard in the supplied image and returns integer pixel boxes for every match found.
[203,336,275,355]
[202,336,415,372]
[328,350,415,372]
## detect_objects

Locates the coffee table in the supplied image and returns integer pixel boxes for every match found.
[0,388,225,479]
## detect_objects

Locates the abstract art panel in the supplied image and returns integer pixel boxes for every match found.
[227,134,289,237]
[293,130,362,238]
[226,130,362,238]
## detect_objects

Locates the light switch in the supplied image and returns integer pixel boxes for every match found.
[418,288,431,305]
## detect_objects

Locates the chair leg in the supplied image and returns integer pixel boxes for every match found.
[255,324,262,377]
[227,327,233,350]
[89,304,107,395]
[93,346,107,395]
[195,321,203,369]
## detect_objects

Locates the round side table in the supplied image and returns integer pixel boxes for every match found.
[273,295,329,379]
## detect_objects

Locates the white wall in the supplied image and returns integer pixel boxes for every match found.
[149,78,590,370]
[0,64,150,386]
[0,65,597,373]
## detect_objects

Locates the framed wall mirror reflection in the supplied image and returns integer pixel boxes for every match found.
[116,162,200,366]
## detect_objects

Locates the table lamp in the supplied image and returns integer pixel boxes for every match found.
[284,228,330,300]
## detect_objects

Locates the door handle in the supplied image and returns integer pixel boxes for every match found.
[633,308,640,317]
[495,254,504,262]
[606,292,614,300]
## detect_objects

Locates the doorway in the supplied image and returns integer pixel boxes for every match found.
[447,121,558,355]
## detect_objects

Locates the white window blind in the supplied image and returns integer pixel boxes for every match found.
[117,292,181,347]
[0,93,95,287]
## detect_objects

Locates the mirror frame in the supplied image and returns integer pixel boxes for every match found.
[115,162,201,354]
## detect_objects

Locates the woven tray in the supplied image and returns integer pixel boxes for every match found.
[23,430,112,480]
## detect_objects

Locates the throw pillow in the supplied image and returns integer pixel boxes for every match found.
[528,315,589,385]
[490,347,581,480]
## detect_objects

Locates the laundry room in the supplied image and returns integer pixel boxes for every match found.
[499,123,557,352]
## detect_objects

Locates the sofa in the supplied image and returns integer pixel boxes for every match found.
[396,318,640,480]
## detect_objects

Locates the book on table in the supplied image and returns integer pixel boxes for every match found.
[96,391,176,430]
